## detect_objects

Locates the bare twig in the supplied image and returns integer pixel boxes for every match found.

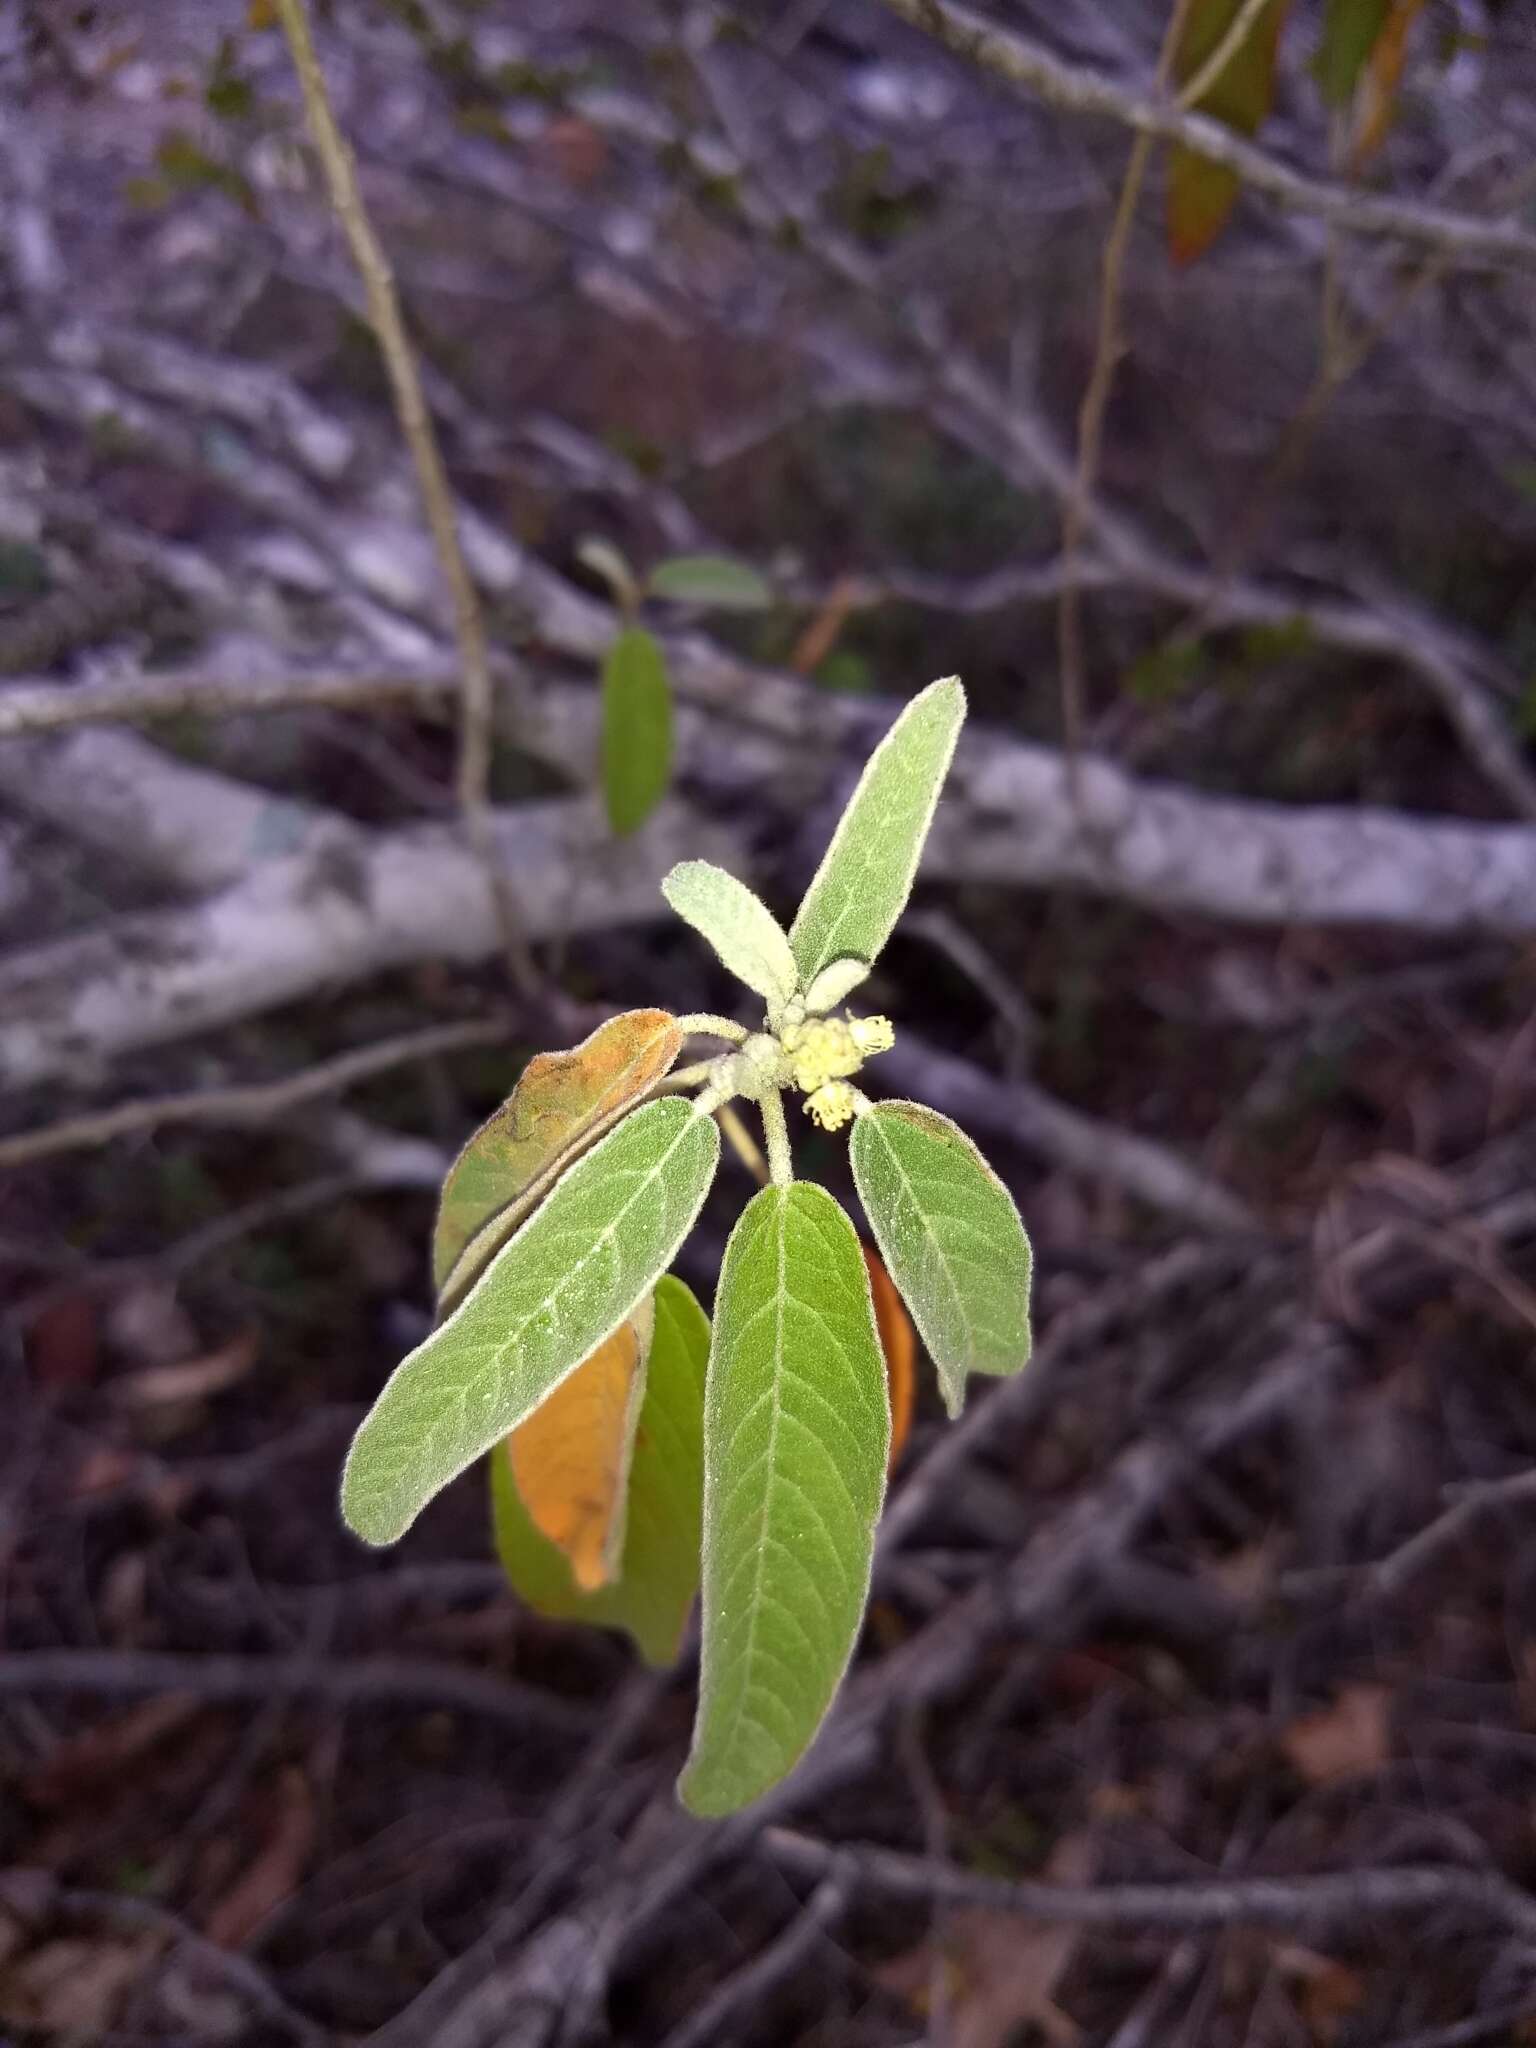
[1059,0,1192,770]
[655,1866,852,2048]
[274,0,537,995]
[0,1016,512,1171]
[765,1831,1536,1945]
[872,0,1536,273]
[0,1648,589,1735]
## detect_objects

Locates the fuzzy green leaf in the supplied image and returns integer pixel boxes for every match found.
[343,1097,720,1546]
[789,676,964,986]
[647,554,773,611]
[850,1100,1032,1420]
[679,1183,889,1817]
[602,627,673,835]
[490,1274,710,1666]
[802,957,871,1014]
[662,860,799,1008]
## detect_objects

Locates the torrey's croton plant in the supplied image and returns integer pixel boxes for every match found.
[342,678,1033,1815]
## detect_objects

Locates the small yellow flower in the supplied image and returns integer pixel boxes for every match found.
[850,1015,894,1058]
[804,1081,857,1131]
[780,1013,895,1096]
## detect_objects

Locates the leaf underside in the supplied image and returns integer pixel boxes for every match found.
[679,1182,889,1818]
[851,1100,1032,1420]
[661,860,799,1007]
[491,1274,710,1666]
[432,1009,683,1313]
[789,676,965,986]
[344,1096,720,1547]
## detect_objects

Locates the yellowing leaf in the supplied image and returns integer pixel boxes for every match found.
[507,1297,654,1591]
[433,1009,683,1311]
[1168,0,1292,265]
[491,1275,710,1666]
[863,1243,915,1470]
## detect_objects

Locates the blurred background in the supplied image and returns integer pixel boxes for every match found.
[4,1,1536,2041]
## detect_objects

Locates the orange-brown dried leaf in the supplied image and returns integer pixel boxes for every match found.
[1168,0,1292,264]
[507,1298,653,1592]
[433,1009,682,1302]
[1350,0,1427,168]
[863,1242,915,1470]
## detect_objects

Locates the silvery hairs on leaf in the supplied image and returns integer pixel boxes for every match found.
[661,861,799,1009]
[850,1099,1032,1419]
[789,677,965,986]
[342,1096,720,1546]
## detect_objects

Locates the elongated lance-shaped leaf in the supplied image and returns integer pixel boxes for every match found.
[602,626,673,835]
[647,554,773,611]
[662,861,798,1009]
[679,1183,889,1817]
[491,1275,710,1666]
[789,677,965,986]
[850,1100,1032,1420]
[344,1097,720,1546]
[433,1010,683,1314]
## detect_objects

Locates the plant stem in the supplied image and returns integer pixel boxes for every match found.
[274,0,537,998]
[760,1088,793,1189]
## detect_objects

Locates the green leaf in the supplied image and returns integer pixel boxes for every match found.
[432,1010,683,1313]
[679,1183,889,1817]
[343,1097,720,1546]
[647,554,773,611]
[1168,0,1291,264]
[1315,0,1391,102]
[789,676,965,987]
[602,627,673,835]
[850,1101,1032,1421]
[491,1275,710,1666]
[661,861,799,1009]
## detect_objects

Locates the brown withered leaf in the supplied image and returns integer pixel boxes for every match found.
[202,1766,315,1949]
[433,1009,683,1310]
[1280,1683,1391,1786]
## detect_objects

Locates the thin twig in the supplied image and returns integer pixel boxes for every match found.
[1059,0,1193,774]
[655,1866,853,2048]
[274,0,538,995]
[1174,0,1273,112]
[0,1016,513,1171]
[765,1831,1536,1945]
[0,1648,589,1734]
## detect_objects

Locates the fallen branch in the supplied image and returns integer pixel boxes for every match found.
[764,1830,1536,1945]
[872,0,1536,274]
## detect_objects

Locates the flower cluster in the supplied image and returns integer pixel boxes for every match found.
[779,1013,894,1131]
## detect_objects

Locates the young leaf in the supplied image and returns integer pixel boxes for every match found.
[1168,0,1291,265]
[679,1183,889,1818]
[789,676,965,987]
[661,861,799,1009]
[506,1293,655,1591]
[850,1101,1032,1421]
[647,554,773,611]
[433,1010,683,1311]
[343,1097,720,1547]
[803,957,871,1014]
[602,626,673,835]
[491,1275,710,1664]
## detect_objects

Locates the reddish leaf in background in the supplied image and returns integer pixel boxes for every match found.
[1350,0,1428,169]
[1168,0,1292,264]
